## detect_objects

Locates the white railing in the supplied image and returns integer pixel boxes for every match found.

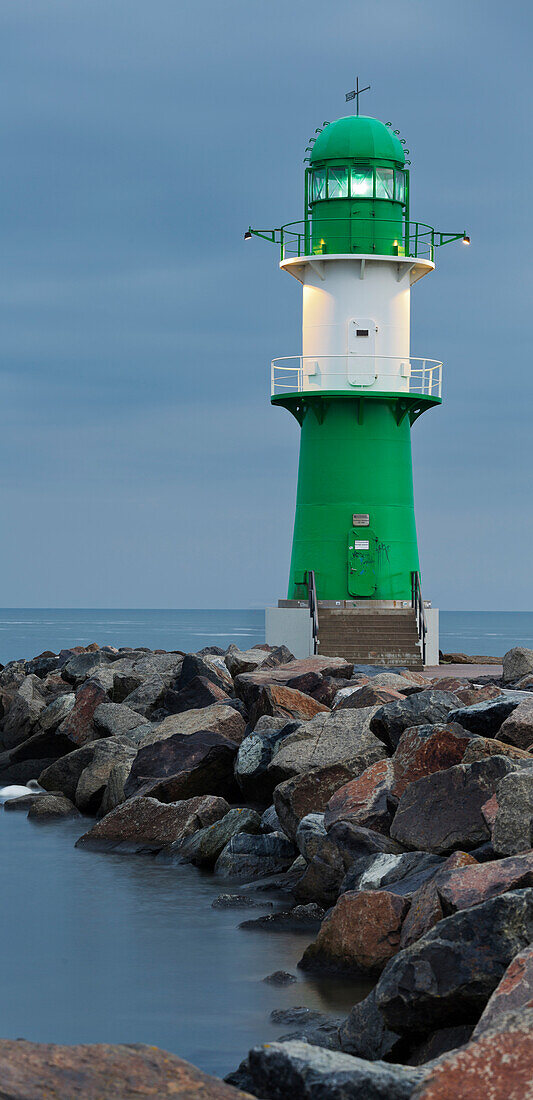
[271,356,443,399]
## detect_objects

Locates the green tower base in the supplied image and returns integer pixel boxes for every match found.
[272,391,440,603]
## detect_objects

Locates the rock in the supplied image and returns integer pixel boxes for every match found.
[300,889,410,976]
[454,684,503,706]
[240,902,324,932]
[399,852,478,949]
[25,653,60,678]
[0,675,47,749]
[263,971,297,985]
[99,758,142,815]
[260,804,282,833]
[61,651,111,686]
[212,894,274,910]
[163,676,232,715]
[323,760,396,836]
[364,671,425,694]
[473,943,533,1036]
[390,756,517,853]
[295,814,327,861]
[267,708,386,785]
[122,675,168,717]
[92,703,151,739]
[234,720,297,801]
[124,730,239,803]
[230,1040,428,1100]
[140,704,246,748]
[234,656,352,708]
[310,676,353,708]
[0,1038,252,1099]
[74,738,138,814]
[411,1008,533,1100]
[39,743,103,801]
[177,652,233,694]
[492,770,533,855]
[292,834,347,906]
[214,831,296,879]
[27,794,80,819]
[337,685,406,711]
[248,684,329,727]
[370,691,461,751]
[498,699,533,749]
[438,852,533,913]
[57,680,108,746]
[39,693,76,732]
[503,646,533,684]
[448,693,529,737]
[176,808,262,866]
[339,988,401,1061]
[376,889,533,1032]
[461,735,532,764]
[225,646,272,677]
[293,821,404,906]
[274,764,369,842]
[390,723,473,799]
[76,794,230,852]
[344,851,444,898]
[259,644,296,669]
[403,1025,475,1067]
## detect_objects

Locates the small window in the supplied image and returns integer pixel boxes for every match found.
[311,169,326,201]
[327,166,348,199]
[375,167,394,200]
[356,329,369,337]
[395,169,406,204]
[350,167,373,198]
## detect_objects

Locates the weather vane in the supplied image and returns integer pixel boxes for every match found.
[345,76,370,116]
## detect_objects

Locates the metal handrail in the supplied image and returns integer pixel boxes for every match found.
[411,570,427,666]
[307,570,319,655]
[248,219,465,263]
[271,356,443,400]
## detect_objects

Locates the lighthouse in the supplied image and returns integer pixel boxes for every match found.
[250,96,467,666]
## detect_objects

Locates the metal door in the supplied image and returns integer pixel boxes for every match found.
[347,526,378,597]
[347,318,377,386]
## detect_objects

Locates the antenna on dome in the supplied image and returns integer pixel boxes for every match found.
[345,77,370,116]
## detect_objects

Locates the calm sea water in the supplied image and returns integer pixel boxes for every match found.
[0,607,530,664]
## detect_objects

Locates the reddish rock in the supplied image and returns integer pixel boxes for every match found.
[337,685,405,710]
[481,793,499,829]
[438,852,533,914]
[400,852,477,949]
[323,759,395,835]
[249,683,329,726]
[124,730,239,803]
[57,680,108,746]
[413,1010,533,1099]
[427,676,467,692]
[274,764,359,841]
[454,684,503,706]
[390,722,472,799]
[499,699,533,749]
[234,657,352,710]
[0,1039,252,1098]
[76,794,230,852]
[163,676,231,715]
[461,736,532,764]
[311,675,355,707]
[299,889,410,975]
[473,945,533,1036]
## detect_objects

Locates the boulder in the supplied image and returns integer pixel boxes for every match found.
[92,703,152,740]
[27,794,80,819]
[390,723,473,799]
[0,1039,252,1099]
[39,693,76,732]
[0,675,47,749]
[176,808,262,866]
[438,852,533,913]
[177,652,233,694]
[411,1008,533,1100]
[310,676,353,708]
[461,736,532,764]
[260,804,283,833]
[376,889,533,1032]
[99,758,142,815]
[390,756,517,853]
[140,704,246,748]
[503,646,533,684]
[230,1040,428,1100]
[267,708,386,785]
[324,760,396,836]
[339,988,400,1061]
[234,719,297,801]
[448,693,528,737]
[233,656,352,709]
[163,676,232,715]
[336,685,405,710]
[365,671,426,694]
[400,852,478,949]
[57,679,108,747]
[274,764,370,842]
[370,691,461,751]
[61,651,111,687]
[299,889,409,976]
[454,684,503,706]
[294,821,404,906]
[295,813,327,861]
[498,699,533,749]
[492,770,533,855]
[214,831,296,879]
[124,730,239,803]
[344,851,444,899]
[473,944,533,1036]
[248,684,329,727]
[77,794,230,852]
[241,902,324,932]
[292,833,347,906]
[122,676,168,717]
[263,971,297,985]
[74,739,138,814]
[225,646,272,677]
[39,743,103,801]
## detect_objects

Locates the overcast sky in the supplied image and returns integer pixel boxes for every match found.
[0,0,529,610]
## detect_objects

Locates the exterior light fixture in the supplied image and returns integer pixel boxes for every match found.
[244,230,252,241]
[463,234,470,244]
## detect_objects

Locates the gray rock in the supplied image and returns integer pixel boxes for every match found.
[39,693,75,732]
[214,830,296,879]
[212,894,274,910]
[370,690,461,750]
[492,769,533,855]
[1,675,47,749]
[295,814,327,861]
[260,804,283,833]
[343,851,443,897]
[267,708,386,784]
[234,720,296,800]
[375,888,533,1032]
[339,988,401,1061]
[93,703,151,740]
[263,971,297,985]
[122,675,167,717]
[74,738,138,814]
[39,743,103,801]
[448,692,527,736]
[176,807,262,867]
[176,652,233,694]
[390,756,517,853]
[503,646,533,684]
[227,1040,428,1099]
[27,794,81,819]
[225,646,270,678]
[240,903,324,932]
[497,699,533,749]
[61,651,110,687]
[77,794,230,853]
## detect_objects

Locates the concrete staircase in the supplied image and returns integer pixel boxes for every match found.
[317,607,423,670]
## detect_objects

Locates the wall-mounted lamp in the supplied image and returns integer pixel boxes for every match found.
[244,230,252,241]
[463,235,471,245]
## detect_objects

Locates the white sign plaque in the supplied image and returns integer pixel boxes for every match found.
[353,540,370,551]
[352,514,370,527]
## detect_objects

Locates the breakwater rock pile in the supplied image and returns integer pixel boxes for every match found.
[2,640,533,1098]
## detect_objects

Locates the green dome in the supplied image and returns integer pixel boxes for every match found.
[310,116,405,166]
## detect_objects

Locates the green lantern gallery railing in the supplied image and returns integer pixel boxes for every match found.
[271,356,443,399]
[247,220,468,262]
